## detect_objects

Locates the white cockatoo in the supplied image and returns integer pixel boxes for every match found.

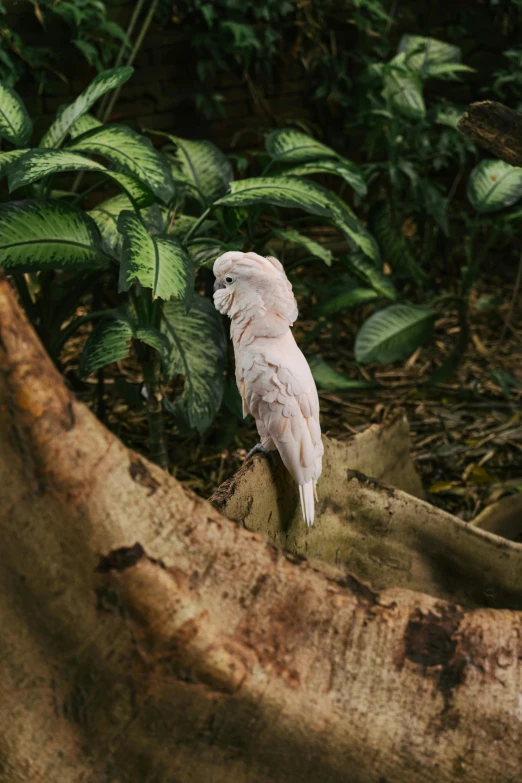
[213,250,323,525]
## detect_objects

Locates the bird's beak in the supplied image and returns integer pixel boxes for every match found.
[214,280,225,292]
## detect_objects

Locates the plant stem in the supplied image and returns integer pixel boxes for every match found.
[142,351,168,469]
[182,207,211,245]
[102,0,159,123]
[96,0,147,119]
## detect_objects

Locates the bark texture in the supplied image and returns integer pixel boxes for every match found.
[457,100,522,166]
[1,275,522,782]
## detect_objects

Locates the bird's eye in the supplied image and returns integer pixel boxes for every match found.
[225,276,233,284]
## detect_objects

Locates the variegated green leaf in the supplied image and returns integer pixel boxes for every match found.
[266,129,338,163]
[0,83,32,146]
[314,287,379,316]
[187,239,231,268]
[355,304,435,363]
[151,130,232,202]
[0,199,107,272]
[282,158,367,198]
[0,148,29,177]
[382,64,425,120]
[342,253,397,299]
[68,113,102,139]
[162,294,227,433]
[79,317,133,377]
[216,177,380,263]
[8,148,153,207]
[398,35,461,75]
[118,211,194,301]
[273,228,333,266]
[307,356,374,391]
[467,159,522,213]
[40,66,133,149]
[69,124,173,202]
[8,149,106,190]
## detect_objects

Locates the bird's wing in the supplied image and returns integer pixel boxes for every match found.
[243,350,323,485]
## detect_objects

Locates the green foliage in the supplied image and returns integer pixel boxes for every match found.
[0,64,385,461]
[0,1,129,88]
[354,304,436,364]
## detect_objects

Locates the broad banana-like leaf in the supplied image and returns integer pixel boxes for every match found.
[118,211,194,302]
[281,158,367,198]
[467,159,522,213]
[355,303,435,363]
[68,124,174,202]
[7,148,153,207]
[150,130,232,203]
[266,129,339,163]
[162,294,227,434]
[40,66,133,149]
[272,228,333,266]
[0,199,107,272]
[0,83,32,146]
[216,177,380,263]
[307,356,375,391]
[342,253,397,300]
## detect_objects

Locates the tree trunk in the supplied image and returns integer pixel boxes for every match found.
[458,100,522,166]
[1,274,521,782]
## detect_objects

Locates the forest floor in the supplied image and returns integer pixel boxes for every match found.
[63,261,522,525]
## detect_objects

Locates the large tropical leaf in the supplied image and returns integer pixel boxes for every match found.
[150,130,232,203]
[216,177,380,263]
[40,66,133,149]
[342,253,396,299]
[68,124,174,202]
[314,287,380,317]
[307,356,374,391]
[467,159,522,213]
[0,148,29,177]
[355,303,436,364]
[382,64,425,120]
[398,35,460,74]
[118,211,194,302]
[0,83,32,146]
[273,228,333,266]
[7,149,153,206]
[68,113,102,139]
[162,294,227,433]
[88,193,134,255]
[266,129,339,163]
[79,316,133,377]
[281,158,367,198]
[0,199,107,272]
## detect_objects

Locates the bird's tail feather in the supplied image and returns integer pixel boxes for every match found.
[299,481,315,526]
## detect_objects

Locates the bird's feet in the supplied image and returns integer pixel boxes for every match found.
[245,442,277,466]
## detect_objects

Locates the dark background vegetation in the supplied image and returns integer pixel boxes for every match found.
[2,0,522,523]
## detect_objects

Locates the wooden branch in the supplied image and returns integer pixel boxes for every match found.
[1,275,522,782]
[458,100,522,167]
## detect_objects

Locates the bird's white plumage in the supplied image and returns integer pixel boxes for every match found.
[213,250,323,525]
